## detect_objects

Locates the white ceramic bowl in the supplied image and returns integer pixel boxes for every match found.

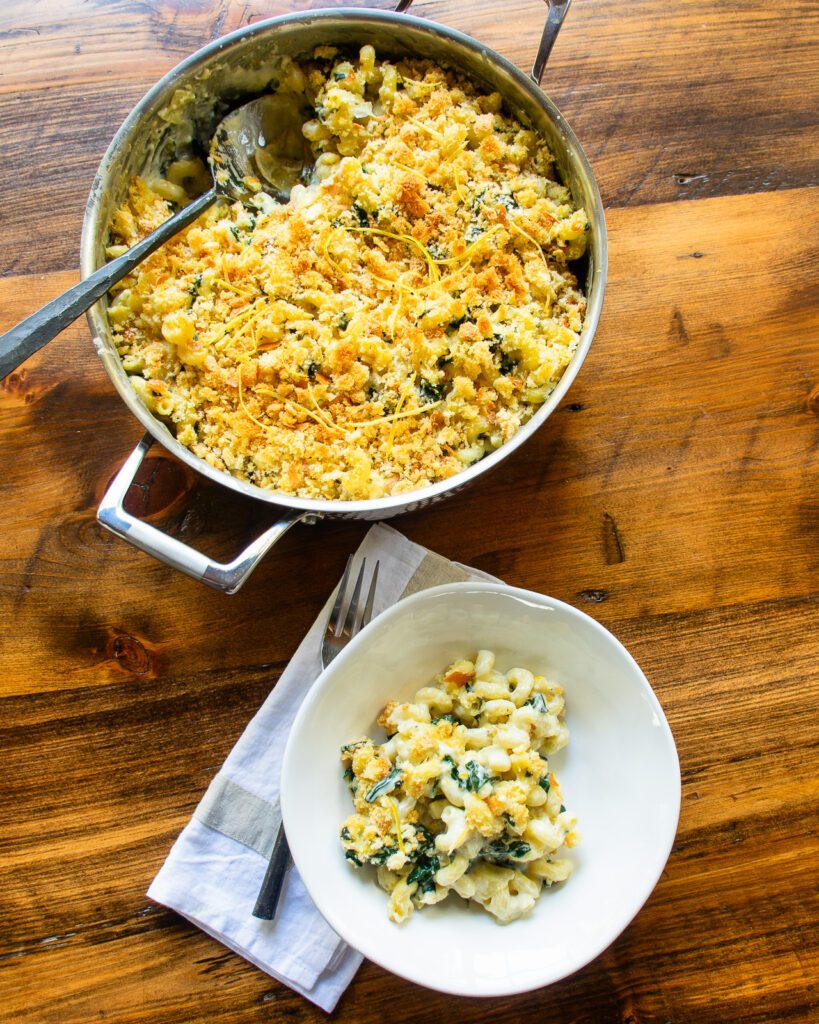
[281,582,680,997]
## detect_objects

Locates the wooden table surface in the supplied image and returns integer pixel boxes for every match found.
[1,1,818,1021]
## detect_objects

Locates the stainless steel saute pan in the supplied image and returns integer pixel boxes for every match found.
[82,0,607,593]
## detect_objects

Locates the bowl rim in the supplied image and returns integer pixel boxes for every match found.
[281,580,681,996]
[81,7,607,516]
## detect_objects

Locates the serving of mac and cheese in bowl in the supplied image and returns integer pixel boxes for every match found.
[82,5,606,590]
[281,582,680,997]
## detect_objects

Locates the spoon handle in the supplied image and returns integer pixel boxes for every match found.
[0,187,217,381]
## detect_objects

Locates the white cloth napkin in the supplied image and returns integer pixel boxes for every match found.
[148,523,497,1012]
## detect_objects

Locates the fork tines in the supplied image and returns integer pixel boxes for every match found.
[328,555,380,640]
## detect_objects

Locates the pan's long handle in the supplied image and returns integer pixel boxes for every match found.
[531,0,572,86]
[0,189,216,382]
[98,434,308,594]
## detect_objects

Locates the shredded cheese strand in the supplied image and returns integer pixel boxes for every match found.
[322,228,349,281]
[510,219,549,267]
[347,226,440,285]
[386,372,416,454]
[408,116,443,140]
[326,228,421,294]
[204,297,266,348]
[358,398,441,430]
[306,380,348,437]
[388,798,406,855]
[430,225,503,265]
[217,304,269,356]
[216,277,255,299]
[242,378,348,438]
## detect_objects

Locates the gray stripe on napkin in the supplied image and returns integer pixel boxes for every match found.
[194,775,280,858]
[399,550,471,598]
[193,551,474,859]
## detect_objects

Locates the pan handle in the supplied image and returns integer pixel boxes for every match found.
[394,0,569,89]
[97,434,308,594]
[531,0,572,86]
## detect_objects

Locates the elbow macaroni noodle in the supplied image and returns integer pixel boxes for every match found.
[340,651,578,923]
[107,46,587,500]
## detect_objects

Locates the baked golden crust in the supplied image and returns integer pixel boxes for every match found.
[107,46,588,500]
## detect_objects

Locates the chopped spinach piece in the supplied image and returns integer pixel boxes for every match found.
[496,192,518,213]
[407,853,440,890]
[345,850,363,867]
[305,360,320,382]
[413,824,435,854]
[436,354,453,369]
[443,756,494,792]
[560,804,566,814]
[539,773,551,794]
[333,69,347,81]
[368,844,398,866]
[480,838,532,864]
[526,692,549,714]
[431,713,458,725]
[490,338,518,375]
[230,225,241,243]
[449,315,467,330]
[418,379,445,403]
[352,202,370,227]
[364,767,404,803]
[338,311,350,331]
[464,760,494,792]
[340,826,352,841]
[341,740,366,755]
[343,767,354,782]
[188,273,202,304]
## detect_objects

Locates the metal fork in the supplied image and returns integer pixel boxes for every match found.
[251,555,380,920]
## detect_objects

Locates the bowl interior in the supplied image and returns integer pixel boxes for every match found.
[81,10,606,515]
[281,583,679,997]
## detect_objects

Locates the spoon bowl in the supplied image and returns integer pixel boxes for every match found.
[0,93,310,380]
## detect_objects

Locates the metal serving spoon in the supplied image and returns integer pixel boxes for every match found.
[0,94,311,381]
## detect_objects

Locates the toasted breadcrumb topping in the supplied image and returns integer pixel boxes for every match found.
[107,46,587,500]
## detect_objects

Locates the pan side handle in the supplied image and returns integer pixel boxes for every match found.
[97,435,308,594]
[531,0,572,86]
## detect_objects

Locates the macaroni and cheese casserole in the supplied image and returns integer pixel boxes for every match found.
[107,47,588,500]
[339,650,578,923]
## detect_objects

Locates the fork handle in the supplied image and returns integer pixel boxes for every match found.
[252,825,291,920]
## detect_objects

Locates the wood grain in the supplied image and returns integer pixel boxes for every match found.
[1,1,818,1023]
[1,0,818,276]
